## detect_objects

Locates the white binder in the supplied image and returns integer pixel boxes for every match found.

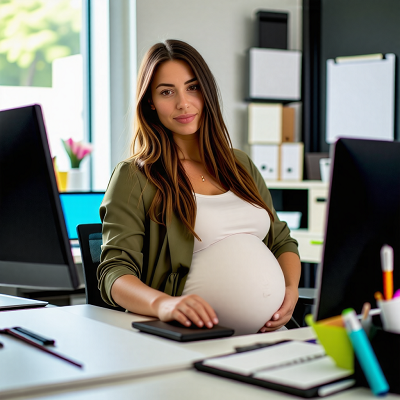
[326,53,395,144]
[280,143,304,181]
[250,144,279,180]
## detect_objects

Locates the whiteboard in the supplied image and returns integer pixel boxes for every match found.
[326,53,395,144]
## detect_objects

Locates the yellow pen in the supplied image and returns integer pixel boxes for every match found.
[380,245,394,300]
[374,291,384,302]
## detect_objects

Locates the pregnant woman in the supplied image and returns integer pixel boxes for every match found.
[97,39,301,335]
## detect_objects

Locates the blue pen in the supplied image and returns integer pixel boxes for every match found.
[342,308,389,396]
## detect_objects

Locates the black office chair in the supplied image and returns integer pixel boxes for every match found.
[76,223,124,311]
[290,288,316,328]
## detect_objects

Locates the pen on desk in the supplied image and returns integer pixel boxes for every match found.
[0,328,83,368]
[342,308,389,396]
[11,326,55,346]
[381,244,394,300]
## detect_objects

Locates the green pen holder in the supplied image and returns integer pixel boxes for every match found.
[305,314,354,371]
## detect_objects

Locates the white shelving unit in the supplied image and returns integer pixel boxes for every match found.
[266,180,329,264]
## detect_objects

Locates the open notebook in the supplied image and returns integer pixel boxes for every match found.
[195,341,354,398]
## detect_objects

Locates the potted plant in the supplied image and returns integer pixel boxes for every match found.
[62,138,93,190]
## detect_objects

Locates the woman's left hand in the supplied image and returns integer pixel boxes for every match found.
[259,285,299,332]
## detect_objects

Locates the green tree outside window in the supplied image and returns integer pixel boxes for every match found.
[0,0,81,87]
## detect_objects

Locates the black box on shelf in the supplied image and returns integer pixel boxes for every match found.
[255,11,288,50]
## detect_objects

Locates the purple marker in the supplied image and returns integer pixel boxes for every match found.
[393,289,400,299]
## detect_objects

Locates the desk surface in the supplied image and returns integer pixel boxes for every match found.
[2,305,399,400]
[0,306,201,399]
[11,369,400,400]
[63,304,316,358]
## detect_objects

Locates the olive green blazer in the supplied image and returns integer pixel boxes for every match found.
[97,149,299,307]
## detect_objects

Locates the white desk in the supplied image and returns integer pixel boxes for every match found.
[0,306,202,399]
[11,369,400,400]
[2,305,399,400]
[63,304,315,357]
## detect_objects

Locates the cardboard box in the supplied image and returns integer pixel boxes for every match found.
[282,107,295,142]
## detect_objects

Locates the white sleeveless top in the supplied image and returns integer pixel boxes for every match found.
[182,191,285,335]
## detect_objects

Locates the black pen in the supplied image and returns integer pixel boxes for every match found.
[11,326,55,346]
[0,328,83,368]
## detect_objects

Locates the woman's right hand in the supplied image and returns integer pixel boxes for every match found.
[153,294,218,328]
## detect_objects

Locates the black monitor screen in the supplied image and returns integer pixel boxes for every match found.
[0,105,79,290]
[315,138,400,320]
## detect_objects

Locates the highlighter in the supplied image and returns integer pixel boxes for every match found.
[381,245,394,300]
[342,309,389,396]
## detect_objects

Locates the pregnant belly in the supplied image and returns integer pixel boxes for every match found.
[182,234,285,335]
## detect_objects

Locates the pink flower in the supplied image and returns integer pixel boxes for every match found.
[62,138,93,169]
[76,143,93,160]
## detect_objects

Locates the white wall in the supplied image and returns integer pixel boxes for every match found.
[136,0,302,149]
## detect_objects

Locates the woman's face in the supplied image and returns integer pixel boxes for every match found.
[150,60,204,136]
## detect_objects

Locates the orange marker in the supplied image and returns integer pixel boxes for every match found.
[381,245,394,300]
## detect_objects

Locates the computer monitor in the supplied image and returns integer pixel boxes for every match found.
[0,105,80,290]
[59,192,104,240]
[315,138,400,320]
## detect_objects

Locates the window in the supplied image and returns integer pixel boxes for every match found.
[0,0,88,182]
[0,0,137,191]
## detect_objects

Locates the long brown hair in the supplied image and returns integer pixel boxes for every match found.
[131,39,274,240]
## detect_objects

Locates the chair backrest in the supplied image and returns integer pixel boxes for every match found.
[76,223,124,311]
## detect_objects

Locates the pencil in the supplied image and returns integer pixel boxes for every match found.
[361,302,371,320]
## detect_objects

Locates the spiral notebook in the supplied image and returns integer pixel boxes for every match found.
[194,341,354,398]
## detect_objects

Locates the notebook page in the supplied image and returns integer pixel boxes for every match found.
[253,357,353,389]
[202,341,325,375]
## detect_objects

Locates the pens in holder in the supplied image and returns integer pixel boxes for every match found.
[374,291,384,302]
[360,302,372,336]
[381,244,394,300]
[342,308,389,396]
